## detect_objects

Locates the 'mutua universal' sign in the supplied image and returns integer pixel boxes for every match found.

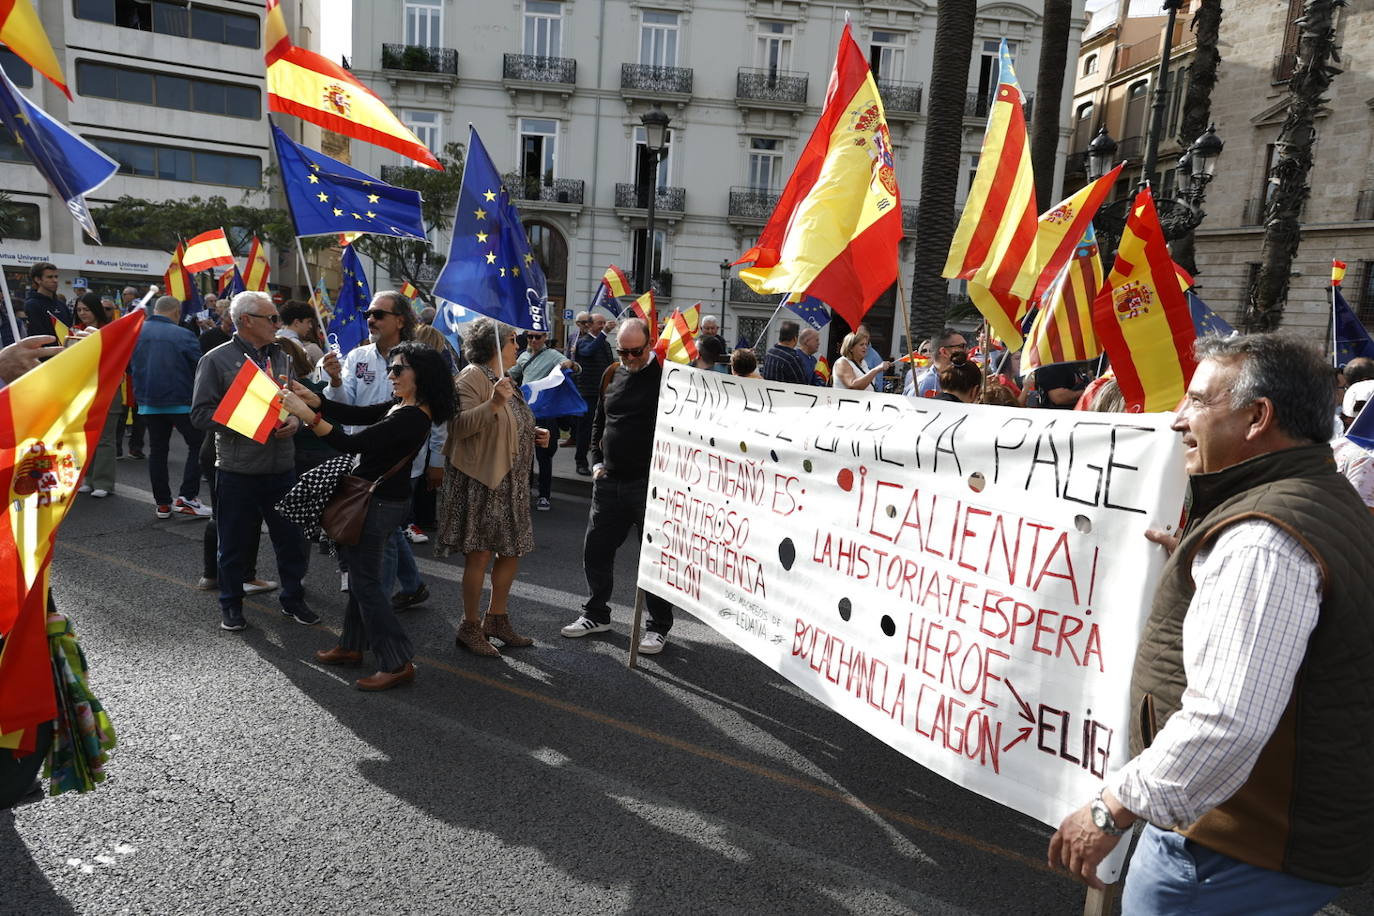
[637,366,1186,879]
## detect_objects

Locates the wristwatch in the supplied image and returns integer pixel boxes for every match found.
[1090,789,1127,836]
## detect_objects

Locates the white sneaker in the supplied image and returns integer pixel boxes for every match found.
[173,497,212,518]
[243,579,279,595]
[90,489,110,499]
[78,483,91,493]
[340,572,350,593]
[560,615,612,638]
[535,496,551,511]
[638,632,667,655]
[404,524,429,544]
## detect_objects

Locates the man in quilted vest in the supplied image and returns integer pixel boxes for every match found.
[1049,333,1374,913]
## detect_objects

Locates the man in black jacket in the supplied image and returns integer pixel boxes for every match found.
[561,318,674,654]
[23,262,72,339]
[568,310,614,476]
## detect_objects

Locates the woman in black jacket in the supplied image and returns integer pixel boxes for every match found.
[280,341,455,691]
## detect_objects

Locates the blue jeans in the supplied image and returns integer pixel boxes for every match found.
[382,527,422,597]
[1123,824,1340,915]
[216,469,309,613]
[144,412,203,506]
[338,496,414,671]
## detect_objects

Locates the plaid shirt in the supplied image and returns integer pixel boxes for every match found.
[1109,520,1321,828]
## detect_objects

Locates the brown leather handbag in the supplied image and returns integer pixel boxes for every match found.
[320,450,418,546]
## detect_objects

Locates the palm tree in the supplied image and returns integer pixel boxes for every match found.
[910,0,977,342]
[1246,0,1345,331]
[1030,0,1073,212]
[1167,0,1223,276]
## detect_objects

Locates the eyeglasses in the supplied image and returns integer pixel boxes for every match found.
[616,345,647,358]
[385,364,411,376]
[527,334,546,340]
[246,312,282,325]
[575,319,592,325]
[365,309,399,320]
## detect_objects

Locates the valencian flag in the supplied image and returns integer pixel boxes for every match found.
[628,291,657,339]
[0,309,145,750]
[330,245,371,355]
[270,123,426,241]
[734,23,902,328]
[212,360,287,444]
[310,274,332,326]
[263,0,440,169]
[1023,226,1104,372]
[432,126,550,332]
[1090,188,1198,412]
[655,303,701,364]
[182,229,236,273]
[244,236,271,291]
[0,65,117,243]
[1,0,69,98]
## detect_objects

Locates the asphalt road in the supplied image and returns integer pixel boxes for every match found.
[3,447,1372,916]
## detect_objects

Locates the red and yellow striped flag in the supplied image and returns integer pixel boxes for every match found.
[0,309,145,747]
[735,23,902,328]
[400,281,419,300]
[1333,259,1348,288]
[164,243,194,303]
[182,229,236,273]
[1023,226,1104,372]
[244,236,271,291]
[603,265,632,298]
[815,356,832,384]
[211,360,286,444]
[264,0,441,169]
[0,0,70,99]
[629,290,658,340]
[1090,188,1198,412]
[655,305,701,365]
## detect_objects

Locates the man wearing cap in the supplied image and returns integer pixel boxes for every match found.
[1334,378,1374,509]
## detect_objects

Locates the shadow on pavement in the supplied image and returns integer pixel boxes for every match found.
[0,810,78,915]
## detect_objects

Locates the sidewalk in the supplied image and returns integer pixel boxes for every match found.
[548,429,595,498]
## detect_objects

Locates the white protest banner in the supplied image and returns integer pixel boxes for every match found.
[637,366,1187,879]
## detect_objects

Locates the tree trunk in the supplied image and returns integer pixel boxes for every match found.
[1030,0,1073,211]
[1246,0,1345,331]
[1168,0,1223,276]
[910,0,978,342]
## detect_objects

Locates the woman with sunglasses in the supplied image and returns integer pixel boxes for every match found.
[280,342,455,691]
[436,317,551,657]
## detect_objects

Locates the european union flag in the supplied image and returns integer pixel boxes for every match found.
[270,122,425,241]
[431,126,549,332]
[1334,287,1374,366]
[329,246,371,355]
[788,294,831,330]
[1188,291,1235,338]
[1348,399,1374,451]
[0,65,117,243]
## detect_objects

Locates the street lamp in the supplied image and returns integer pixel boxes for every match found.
[639,105,672,296]
[1188,123,1224,180]
[718,258,731,345]
[1086,127,1119,183]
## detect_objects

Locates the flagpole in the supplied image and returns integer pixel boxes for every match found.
[0,275,22,342]
[893,275,918,369]
[753,294,791,350]
[1329,277,1338,368]
[295,236,330,340]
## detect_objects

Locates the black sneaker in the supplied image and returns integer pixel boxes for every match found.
[220,608,248,631]
[391,583,430,610]
[281,604,320,626]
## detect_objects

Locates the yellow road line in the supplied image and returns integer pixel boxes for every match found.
[60,540,1059,876]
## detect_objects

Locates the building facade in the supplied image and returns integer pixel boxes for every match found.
[0,0,321,307]
[348,0,1086,357]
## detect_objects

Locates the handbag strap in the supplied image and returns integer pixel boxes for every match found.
[366,446,423,494]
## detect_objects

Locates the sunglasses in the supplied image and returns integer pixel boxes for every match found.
[527,334,546,340]
[616,345,647,358]
[247,312,281,325]
[365,309,399,320]
[385,364,411,376]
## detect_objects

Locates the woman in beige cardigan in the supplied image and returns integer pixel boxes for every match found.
[436,317,550,656]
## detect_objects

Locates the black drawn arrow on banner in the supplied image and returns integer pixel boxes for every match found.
[1002,679,1037,752]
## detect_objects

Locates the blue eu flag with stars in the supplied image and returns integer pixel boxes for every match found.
[788,293,831,330]
[1188,291,1235,338]
[330,246,371,355]
[432,126,549,332]
[270,122,426,241]
[1334,286,1374,366]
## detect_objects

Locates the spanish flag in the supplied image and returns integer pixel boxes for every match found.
[182,229,236,274]
[164,243,194,302]
[629,290,657,340]
[1333,259,1348,288]
[212,360,287,445]
[244,235,271,292]
[264,0,441,170]
[655,304,700,364]
[400,281,419,300]
[1023,225,1104,372]
[0,0,70,99]
[735,23,902,328]
[0,309,145,748]
[1090,188,1198,412]
[815,356,832,384]
[603,265,632,298]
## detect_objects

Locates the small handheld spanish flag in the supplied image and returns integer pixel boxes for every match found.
[1333,259,1348,288]
[603,265,632,298]
[211,360,287,444]
[401,281,419,300]
[815,356,831,383]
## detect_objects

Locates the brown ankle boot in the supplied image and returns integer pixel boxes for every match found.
[483,612,534,647]
[456,619,500,657]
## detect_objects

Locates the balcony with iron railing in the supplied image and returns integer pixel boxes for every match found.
[878,80,923,117]
[629,271,674,298]
[964,91,1032,120]
[735,67,807,107]
[502,173,585,207]
[901,204,919,236]
[621,63,693,98]
[1118,135,1144,161]
[1358,190,1374,221]
[380,43,458,76]
[614,182,686,213]
[727,186,781,224]
[502,53,577,87]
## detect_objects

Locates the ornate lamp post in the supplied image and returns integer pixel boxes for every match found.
[719,258,731,346]
[639,105,672,295]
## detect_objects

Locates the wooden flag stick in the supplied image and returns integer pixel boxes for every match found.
[627,588,647,669]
